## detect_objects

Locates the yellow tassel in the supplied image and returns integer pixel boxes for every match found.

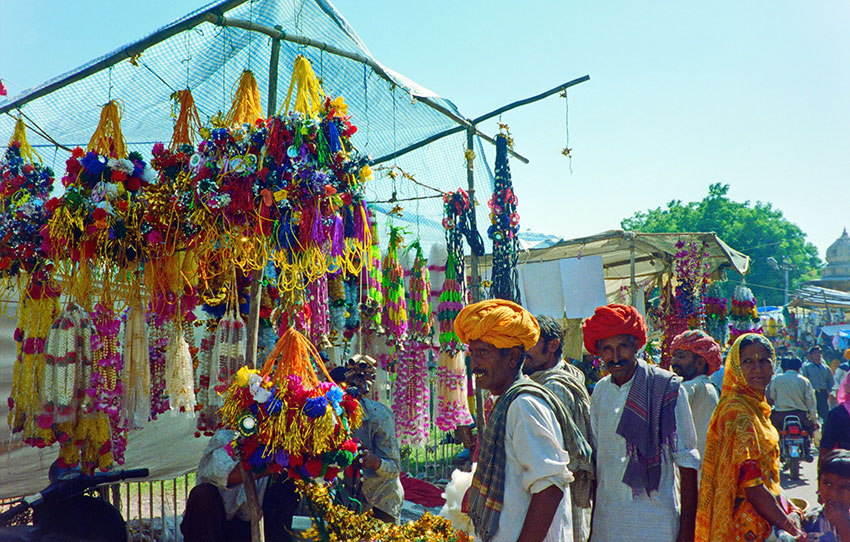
[87,100,128,159]
[225,70,264,128]
[8,118,42,163]
[169,89,202,150]
[281,55,325,117]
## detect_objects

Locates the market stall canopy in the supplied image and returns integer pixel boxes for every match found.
[474,230,750,301]
[790,285,850,310]
[0,0,505,249]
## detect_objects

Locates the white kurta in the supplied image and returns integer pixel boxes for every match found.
[488,393,575,542]
[682,374,719,467]
[590,374,700,542]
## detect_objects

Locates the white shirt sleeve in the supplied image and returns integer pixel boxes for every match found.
[671,385,701,470]
[506,394,575,495]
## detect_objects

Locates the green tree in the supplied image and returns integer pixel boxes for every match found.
[621,183,822,306]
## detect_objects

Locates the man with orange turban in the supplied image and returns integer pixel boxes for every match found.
[582,304,699,542]
[454,299,580,542]
[670,329,721,472]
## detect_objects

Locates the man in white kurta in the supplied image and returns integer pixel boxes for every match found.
[681,374,719,463]
[670,329,722,466]
[582,304,700,542]
[453,299,575,542]
[497,390,574,542]
[590,374,700,541]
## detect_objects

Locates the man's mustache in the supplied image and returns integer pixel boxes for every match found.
[606,359,630,368]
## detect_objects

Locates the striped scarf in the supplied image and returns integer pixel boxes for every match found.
[469,378,575,542]
[615,359,680,496]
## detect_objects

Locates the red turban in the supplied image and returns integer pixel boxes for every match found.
[453,299,540,350]
[670,329,722,374]
[582,304,647,356]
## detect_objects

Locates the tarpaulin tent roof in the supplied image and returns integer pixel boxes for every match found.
[474,230,750,300]
[0,0,507,250]
[790,285,850,310]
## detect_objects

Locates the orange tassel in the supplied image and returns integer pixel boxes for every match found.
[87,100,127,159]
[169,89,202,150]
[260,327,332,387]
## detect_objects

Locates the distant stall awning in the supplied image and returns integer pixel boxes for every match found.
[790,285,850,310]
[472,230,750,301]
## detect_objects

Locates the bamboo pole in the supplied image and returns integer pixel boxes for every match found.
[240,28,282,542]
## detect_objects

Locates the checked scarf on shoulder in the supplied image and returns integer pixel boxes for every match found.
[469,378,579,542]
[533,367,594,508]
[615,359,680,497]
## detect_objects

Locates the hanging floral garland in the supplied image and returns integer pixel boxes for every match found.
[487,132,521,303]
[360,206,383,333]
[381,226,408,368]
[7,272,60,447]
[660,239,710,368]
[704,282,729,346]
[728,283,761,345]
[392,242,432,447]
[122,299,151,431]
[435,252,473,431]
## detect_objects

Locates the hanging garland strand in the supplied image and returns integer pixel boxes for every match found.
[487,132,521,303]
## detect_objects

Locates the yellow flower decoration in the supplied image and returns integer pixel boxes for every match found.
[330,96,348,116]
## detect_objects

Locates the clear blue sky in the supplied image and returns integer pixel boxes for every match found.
[2,0,849,259]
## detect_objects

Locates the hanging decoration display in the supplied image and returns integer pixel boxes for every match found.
[381,226,408,359]
[704,282,729,346]
[219,328,362,483]
[435,252,473,431]
[660,239,710,368]
[728,283,762,345]
[262,55,372,285]
[392,242,432,447]
[0,119,54,282]
[487,131,521,303]
[121,299,150,431]
[360,207,383,333]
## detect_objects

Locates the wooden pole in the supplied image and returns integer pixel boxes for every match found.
[241,29,282,542]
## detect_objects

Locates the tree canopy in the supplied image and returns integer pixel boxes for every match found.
[621,183,822,306]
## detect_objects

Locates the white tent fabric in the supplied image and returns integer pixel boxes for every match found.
[476,230,750,302]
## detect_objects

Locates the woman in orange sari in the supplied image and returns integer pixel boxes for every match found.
[695,333,807,541]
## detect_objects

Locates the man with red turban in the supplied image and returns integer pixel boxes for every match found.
[670,329,721,472]
[454,299,579,542]
[583,304,699,542]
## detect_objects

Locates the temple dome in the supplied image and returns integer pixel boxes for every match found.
[823,229,850,279]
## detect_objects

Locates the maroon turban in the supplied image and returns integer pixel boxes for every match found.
[670,329,722,374]
[582,304,647,356]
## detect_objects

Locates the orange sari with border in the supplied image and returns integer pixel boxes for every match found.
[695,333,781,542]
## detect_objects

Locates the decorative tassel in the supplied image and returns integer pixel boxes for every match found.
[281,55,325,116]
[8,117,42,163]
[169,89,202,150]
[122,303,151,430]
[165,322,196,413]
[87,100,128,159]
[225,70,264,128]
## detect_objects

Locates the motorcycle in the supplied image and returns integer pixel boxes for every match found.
[0,468,148,542]
[778,415,809,480]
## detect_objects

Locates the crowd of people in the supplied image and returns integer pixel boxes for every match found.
[178,298,850,542]
[455,300,850,542]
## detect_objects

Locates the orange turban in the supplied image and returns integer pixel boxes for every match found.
[582,303,647,356]
[670,329,722,374]
[453,299,540,350]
